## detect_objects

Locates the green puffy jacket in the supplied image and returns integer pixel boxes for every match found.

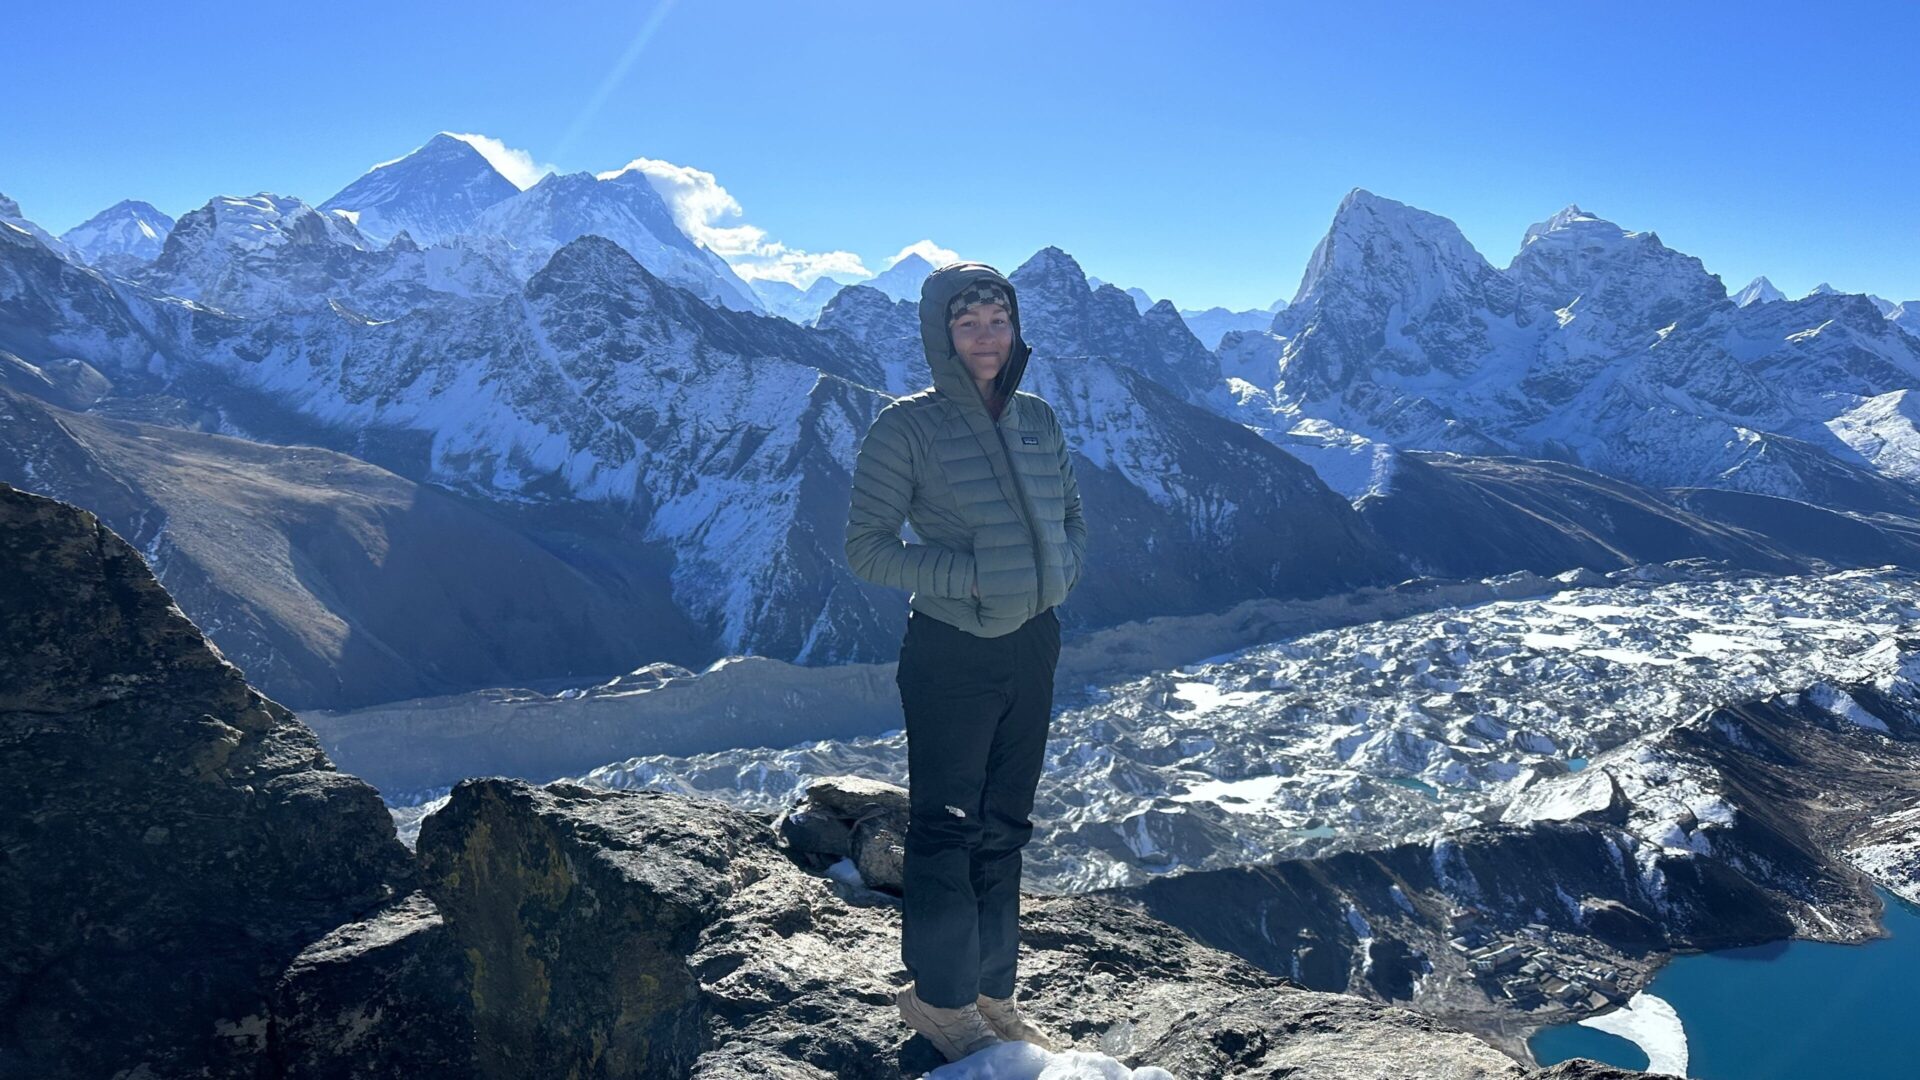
[844,262,1086,637]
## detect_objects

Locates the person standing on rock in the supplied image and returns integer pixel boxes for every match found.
[844,261,1086,1063]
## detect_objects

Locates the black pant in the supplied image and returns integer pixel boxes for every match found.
[895,604,1060,1009]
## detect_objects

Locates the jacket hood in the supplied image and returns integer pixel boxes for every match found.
[918,261,1033,416]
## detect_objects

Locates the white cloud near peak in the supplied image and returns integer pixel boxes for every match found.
[597,155,871,288]
[889,239,960,268]
[441,133,557,190]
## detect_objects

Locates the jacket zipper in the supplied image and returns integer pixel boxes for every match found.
[992,406,1045,614]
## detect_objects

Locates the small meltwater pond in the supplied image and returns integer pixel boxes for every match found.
[1529,887,1920,1079]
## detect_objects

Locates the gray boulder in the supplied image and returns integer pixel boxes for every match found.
[775,773,910,890]
[269,890,474,1078]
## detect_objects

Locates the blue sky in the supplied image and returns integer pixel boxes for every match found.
[10,0,1917,311]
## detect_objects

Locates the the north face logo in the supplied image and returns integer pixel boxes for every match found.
[1021,435,1039,444]
[945,805,967,818]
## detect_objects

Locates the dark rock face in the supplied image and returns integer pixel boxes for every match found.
[0,482,416,1078]
[415,780,790,1078]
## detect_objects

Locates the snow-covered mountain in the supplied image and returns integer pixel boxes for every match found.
[467,167,764,313]
[1732,275,1785,307]
[1222,189,1920,512]
[11,161,1920,709]
[106,134,766,319]
[318,132,521,247]
[133,192,519,318]
[59,198,175,274]
[860,251,936,302]
[2,218,1407,677]
[749,273,847,324]
[818,253,1399,613]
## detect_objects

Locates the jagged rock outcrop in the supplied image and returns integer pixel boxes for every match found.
[410,775,1610,1079]
[0,482,416,1078]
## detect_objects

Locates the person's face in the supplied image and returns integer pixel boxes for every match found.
[949,302,1014,384]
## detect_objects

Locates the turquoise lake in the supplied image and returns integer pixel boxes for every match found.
[1529,888,1920,1078]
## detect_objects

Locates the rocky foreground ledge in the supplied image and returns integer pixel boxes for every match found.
[0,482,1657,1079]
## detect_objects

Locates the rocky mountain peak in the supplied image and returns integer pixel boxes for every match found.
[1507,203,1723,316]
[58,198,175,269]
[317,132,520,248]
[1014,244,1092,293]
[1010,245,1096,316]
[161,192,369,261]
[1733,275,1786,307]
[416,130,496,165]
[524,232,663,299]
[815,281,907,338]
[1520,204,1608,245]
[522,168,606,201]
[1,193,87,263]
[1291,188,1499,313]
[1011,245,1224,403]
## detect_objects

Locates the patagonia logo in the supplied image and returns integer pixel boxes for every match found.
[1021,435,1040,444]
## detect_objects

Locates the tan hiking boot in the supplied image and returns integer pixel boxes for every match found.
[976,992,1061,1051]
[896,982,1007,1062]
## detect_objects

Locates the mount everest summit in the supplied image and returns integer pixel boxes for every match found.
[316,131,522,248]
